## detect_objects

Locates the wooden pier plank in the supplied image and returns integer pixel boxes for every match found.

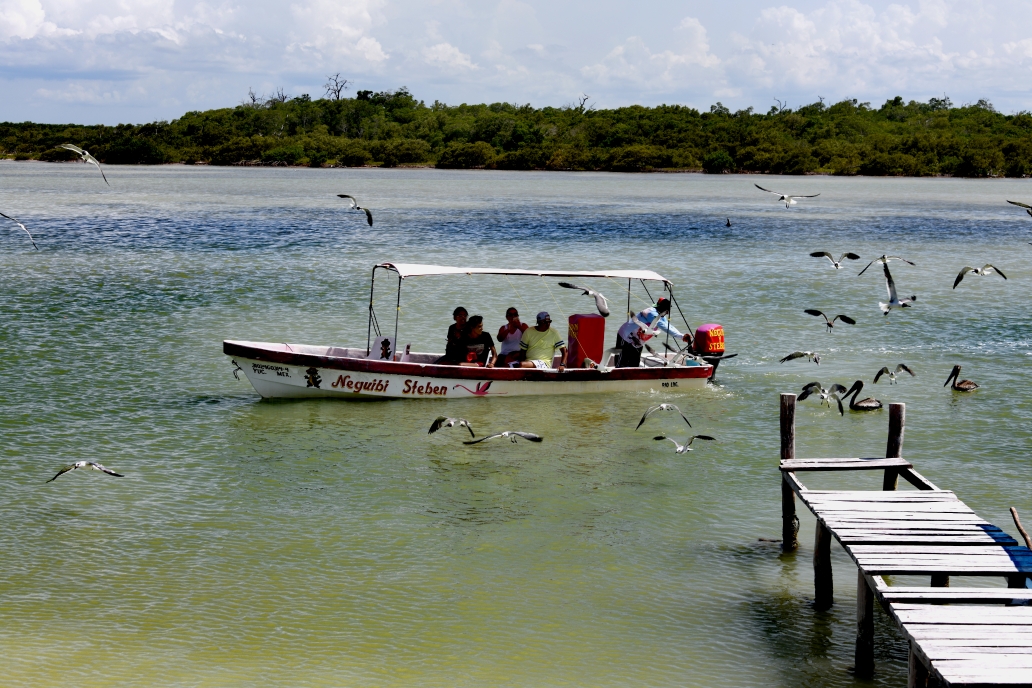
[780,457,912,471]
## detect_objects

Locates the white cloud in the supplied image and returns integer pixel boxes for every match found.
[288,0,388,62]
[423,41,476,70]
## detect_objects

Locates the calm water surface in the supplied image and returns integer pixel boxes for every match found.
[1,163,1031,687]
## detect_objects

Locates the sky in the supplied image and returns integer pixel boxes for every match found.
[3,0,1032,125]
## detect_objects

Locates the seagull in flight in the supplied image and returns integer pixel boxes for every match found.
[463,431,542,444]
[755,184,820,208]
[636,403,692,430]
[810,251,860,269]
[337,194,373,226]
[780,351,821,365]
[858,254,915,276]
[798,382,848,416]
[879,262,916,315]
[954,264,1007,289]
[874,364,915,384]
[428,416,475,438]
[47,461,124,483]
[0,211,38,250]
[59,144,109,186]
[804,309,856,332]
[653,435,715,453]
[1006,200,1032,218]
[558,282,610,317]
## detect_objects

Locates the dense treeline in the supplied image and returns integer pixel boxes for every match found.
[4,89,1032,176]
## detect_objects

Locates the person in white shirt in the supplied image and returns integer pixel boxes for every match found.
[615,298,690,368]
[496,307,528,366]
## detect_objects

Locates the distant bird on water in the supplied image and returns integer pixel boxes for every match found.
[810,251,860,269]
[858,254,915,276]
[874,364,915,384]
[0,211,38,250]
[653,435,715,453]
[755,184,820,208]
[879,262,916,315]
[337,194,373,226]
[59,144,109,186]
[463,431,542,444]
[725,218,731,227]
[636,403,692,430]
[945,365,978,391]
[47,461,124,483]
[780,351,821,365]
[804,309,856,332]
[953,264,1007,289]
[429,416,474,438]
[558,282,610,317]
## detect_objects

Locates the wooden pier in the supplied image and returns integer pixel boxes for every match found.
[778,393,1032,687]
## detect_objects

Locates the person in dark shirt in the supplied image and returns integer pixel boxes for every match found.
[437,306,468,364]
[460,315,497,367]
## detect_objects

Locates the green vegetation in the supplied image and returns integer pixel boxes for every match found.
[3,90,1032,176]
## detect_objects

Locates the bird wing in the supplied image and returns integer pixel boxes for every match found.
[793,193,821,198]
[829,383,848,396]
[857,259,876,276]
[754,184,780,195]
[459,420,475,438]
[84,155,109,186]
[691,435,716,442]
[883,262,898,300]
[840,252,861,261]
[635,406,659,430]
[59,143,85,155]
[512,432,543,442]
[558,281,588,293]
[593,292,610,317]
[90,462,124,477]
[46,464,78,482]
[428,416,449,434]
[780,351,807,363]
[463,433,505,445]
[983,264,1006,279]
[873,367,890,384]
[953,267,975,289]
[362,208,373,226]
[801,381,823,392]
[797,388,814,401]
[803,309,828,322]
[0,212,38,250]
[833,395,844,416]
[1007,200,1032,209]
[887,256,915,266]
[833,315,856,325]
[810,251,833,261]
[654,435,681,449]
[896,363,916,377]
[337,194,357,207]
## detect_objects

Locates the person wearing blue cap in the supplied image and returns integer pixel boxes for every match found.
[517,311,567,371]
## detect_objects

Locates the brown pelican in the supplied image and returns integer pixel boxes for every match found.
[59,144,109,185]
[874,364,915,384]
[858,254,915,276]
[337,194,373,226]
[636,403,692,430]
[429,416,475,438]
[945,365,978,391]
[47,461,124,482]
[653,435,715,453]
[725,218,731,227]
[879,262,916,315]
[0,211,38,250]
[463,431,542,444]
[798,382,848,416]
[755,184,820,208]
[558,282,610,317]
[810,251,860,269]
[842,380,882,411]
[954,264,1007,289]
[804,309,856,331]
[780,351,821,365]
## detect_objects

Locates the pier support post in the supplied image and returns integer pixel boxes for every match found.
[908,644,929,688]
[883,403,905,491]
[814,521,833,609]
[780,394,799,551]
[930,574,949,588]
[855,570,875,678]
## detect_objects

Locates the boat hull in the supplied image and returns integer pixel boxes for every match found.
[225,341,712,400]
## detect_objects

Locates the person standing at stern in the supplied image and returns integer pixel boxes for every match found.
[518,312,567,371]
[615,298,690,368]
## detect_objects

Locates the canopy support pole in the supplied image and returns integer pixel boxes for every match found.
[367,266,382,355]
[393,275,402,356]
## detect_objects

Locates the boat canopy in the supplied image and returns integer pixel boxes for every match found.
[377,262,670,284]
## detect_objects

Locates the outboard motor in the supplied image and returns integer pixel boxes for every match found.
[693,324,726,377]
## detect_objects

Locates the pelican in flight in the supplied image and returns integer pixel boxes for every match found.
[0,211,38,250]
[47,461,124,483]
[804,309,856,331]
[755,184,820,208]
[874,364,915,384]
[879,262,916,315]
[428,416,474,438]
[858,254,915,276]
[463,431,542,444]
[780,351,821,365]
[558,282,610,317]
[810,251,860,269]
[337,194,373,226]
[953,264,1007,289]
[653,435,715,453]
[945,365,978,391]
[841,380,882,411]
[1006,200,1032,218]
[59,144,109,185]
[798,382,848,416]
[635,403,692,430]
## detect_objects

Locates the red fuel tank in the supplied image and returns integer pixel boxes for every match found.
[693,324,725,356]
[567,314,606,368]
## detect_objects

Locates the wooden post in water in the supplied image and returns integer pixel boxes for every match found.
[930,574,950,588]
[814,520,833,609]
[780,393,798,552]
[883,403,905,491]
[908,643,929,688]
[855,570,875,678]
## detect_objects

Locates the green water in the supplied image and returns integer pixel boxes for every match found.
[1,162,1031,686]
